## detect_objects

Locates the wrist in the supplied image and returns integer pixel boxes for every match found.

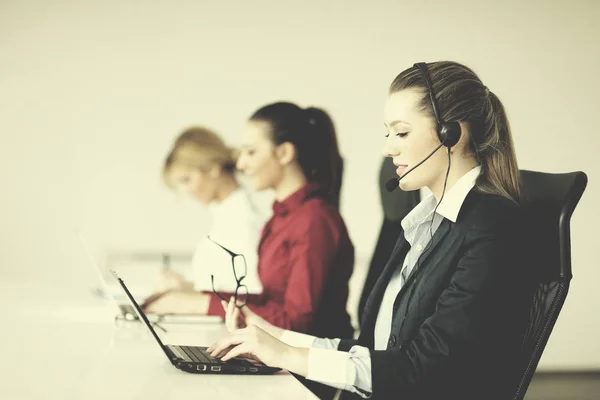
[181,280,195,292]
[263,324,284,340]
[281,345,309,377]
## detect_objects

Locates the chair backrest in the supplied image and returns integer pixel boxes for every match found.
[379,157,420,222]
[357,157,420,324]
[512,170,587,400]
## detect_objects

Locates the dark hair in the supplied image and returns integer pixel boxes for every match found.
[390,61,521,204]
[250,102,343,205]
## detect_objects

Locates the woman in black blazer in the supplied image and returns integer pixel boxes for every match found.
[209,61,533,400]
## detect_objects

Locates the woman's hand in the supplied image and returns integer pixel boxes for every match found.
[221,297,245,331]
[155,269,187,292]
[144,291,210,314]
[208,324,308,376]
[221,297,284,339]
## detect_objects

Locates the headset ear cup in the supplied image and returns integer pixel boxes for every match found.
[439,122,461,148]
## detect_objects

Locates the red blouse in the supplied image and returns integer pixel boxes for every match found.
[207,183,354,338]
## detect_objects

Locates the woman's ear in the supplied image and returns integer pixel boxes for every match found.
[275,141,296,166]
[450,121,472,155]
[207,164,222,179]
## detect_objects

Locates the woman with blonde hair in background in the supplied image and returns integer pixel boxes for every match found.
[144,126,266,314]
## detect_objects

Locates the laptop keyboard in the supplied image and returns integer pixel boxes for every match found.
[170,345,257,367]
[183,346,224,365]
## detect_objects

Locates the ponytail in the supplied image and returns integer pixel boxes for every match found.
[303,107,343,204]
[476,91,521,204]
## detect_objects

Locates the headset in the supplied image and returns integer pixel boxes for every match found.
[413,62,461,148]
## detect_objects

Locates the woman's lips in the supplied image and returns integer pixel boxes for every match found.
[396,165,408,176]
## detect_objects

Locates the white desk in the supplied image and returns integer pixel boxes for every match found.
[0,279,318,400]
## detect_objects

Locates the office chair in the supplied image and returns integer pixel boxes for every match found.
[357,157,420,325]
[511,170,588,400]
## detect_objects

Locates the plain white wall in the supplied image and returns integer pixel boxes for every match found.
[1,0,598,369]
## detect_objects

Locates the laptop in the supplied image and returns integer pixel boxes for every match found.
[78,232,221,324]
[111,270,281,375]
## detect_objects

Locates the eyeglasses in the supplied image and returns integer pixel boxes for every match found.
[207,236,248,309]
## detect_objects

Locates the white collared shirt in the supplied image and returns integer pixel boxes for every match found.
[280,165,482,397]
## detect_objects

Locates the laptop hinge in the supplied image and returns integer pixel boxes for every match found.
[166,345,192,362]
[164,345,179,363]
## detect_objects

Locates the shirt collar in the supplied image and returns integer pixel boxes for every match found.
[272,182,321,217]
[435,165,481,223]
[401,165,481,232]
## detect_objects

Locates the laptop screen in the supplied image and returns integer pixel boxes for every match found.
[111,270,173,362]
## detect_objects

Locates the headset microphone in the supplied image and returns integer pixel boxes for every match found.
[385,142,445,192]
[385,177,400,193]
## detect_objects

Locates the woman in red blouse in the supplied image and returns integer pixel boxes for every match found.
[207,102,355,340]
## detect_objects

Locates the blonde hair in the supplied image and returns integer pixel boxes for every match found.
[390,61,521,204]
[163,126,237,188]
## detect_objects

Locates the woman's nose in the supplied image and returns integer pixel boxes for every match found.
[236,156,246,172]
[382,136,399,157]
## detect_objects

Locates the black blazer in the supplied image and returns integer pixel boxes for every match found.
[338,190,534,400]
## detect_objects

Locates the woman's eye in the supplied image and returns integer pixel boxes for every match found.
[384,132,409,138]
